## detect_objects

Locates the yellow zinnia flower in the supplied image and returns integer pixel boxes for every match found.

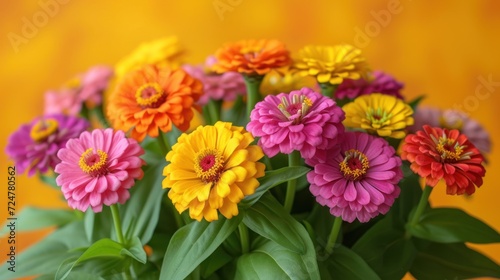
[115,36,185,79]
[163,122,266,222]
[293,44,370,85]
[260,68,318,96]
[342,93,414,139]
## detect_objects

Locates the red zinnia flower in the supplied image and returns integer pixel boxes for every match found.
[401,125,486,195]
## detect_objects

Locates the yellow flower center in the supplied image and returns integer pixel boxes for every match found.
[30,119,59,142]
[277,94,313,124]
[194,148,225,184]
[434,136,467,162]
[339,149,370,181]
[365,107,392,128]
[79,148,109,177]
[135,83,166,108]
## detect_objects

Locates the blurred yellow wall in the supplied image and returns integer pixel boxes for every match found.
[1,0,499,273]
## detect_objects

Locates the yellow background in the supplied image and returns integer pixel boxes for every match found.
[1,0,499,275]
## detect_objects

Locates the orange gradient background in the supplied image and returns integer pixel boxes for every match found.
[1,0,499,277]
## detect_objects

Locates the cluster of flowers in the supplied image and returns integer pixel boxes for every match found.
[6,37,490,225]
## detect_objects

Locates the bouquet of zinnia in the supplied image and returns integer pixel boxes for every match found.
[2,37,499,280]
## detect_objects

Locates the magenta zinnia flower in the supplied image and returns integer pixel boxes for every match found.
[335,70,404,100]
[44,65,114,115]
[247,87,345,159]
[55,128,145,212]
[306,132,403,223]
[182,56,246,105]
[5,114,89,176]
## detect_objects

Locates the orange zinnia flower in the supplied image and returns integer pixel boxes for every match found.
[401,125,486,195]
[212,39,291,76]
[107,65,203,142]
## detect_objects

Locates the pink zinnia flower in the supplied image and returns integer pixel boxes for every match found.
[55,128,145,212]
[247,87,345,159]
[335,70,404,100]
[411,106,491,155]
[182,56,246,105]
[5,114,89,176]
[306,132,403,223]
[44,65,114,115]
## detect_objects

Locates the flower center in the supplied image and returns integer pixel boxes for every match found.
[339,149,370,181]
[30,119,59,142]
[194,148,224,184]
[366,108,392,128]
[277,94,313,124]
[433,134,471,162]
[135,83,166,108]
[79,148,109,177]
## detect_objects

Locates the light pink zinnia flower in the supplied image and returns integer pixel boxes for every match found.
[306,132,403,223]
[182,56,246,105]
[55,128,145,212]
[44,65,114,115]
[247,87,345,159]
[335,70,404,100]
[411,106,491,155]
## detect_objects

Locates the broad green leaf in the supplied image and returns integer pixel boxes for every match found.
[407,207,500,244]
[35,272,106,280]
[83,206,113,242]
[200,246,233,278]
[55,238,126,280]
[234,252,289,279]
[410,242,500,279]
[352,217,416,280]
[39,173,59,189]
[160,214,243,280]
[240,166,310,208]
[0,207,77,234]
[243,193,306,253]
[121,163,165,244]
[320,245,381,280]
[0,221,89,279]
[255,239,320,280]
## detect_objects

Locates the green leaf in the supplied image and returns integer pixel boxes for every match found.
[391,163,423,226]
[121,163,165,244]
[255,239,320,280]
[199,246,233,278]
[319,245,381,280]
[407,207,500,244]
[240,166,310,208]
[352,217,416,280]
[39,173,60,189]
[83,207,113,242]
[0,207,77,234]
[408,95,425,111]
[121,236,147,264]
[160,214,243,280]
[55,238,127,280]
[243,193,306,254]
[0,221,89,279]
[234,252,289,279]
[410,242,500,279]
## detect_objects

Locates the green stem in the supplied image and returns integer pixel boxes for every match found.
[238,223,250,254]
[284,150,301,213]
[110,204,132,280]
[206,99,222,125]
[408,185,433,227]
[164,195,183,229]
[243,74,264,123]
[325,216,343,255]
[319,83,338,98]
[110,204,126,245]
[92,104,110,128]
[157,130,171,155]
